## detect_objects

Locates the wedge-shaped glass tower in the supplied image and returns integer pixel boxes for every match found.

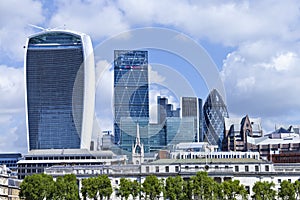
[25,30,95,150]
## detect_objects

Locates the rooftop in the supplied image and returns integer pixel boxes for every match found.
[26,149,114,157]
[148,158,266,165]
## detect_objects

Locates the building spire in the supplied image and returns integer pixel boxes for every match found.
[136,123,140,146]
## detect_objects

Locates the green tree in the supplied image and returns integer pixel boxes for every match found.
[142,175,162,200]
[165,175,184,200]
[19,173,55,200]
[252,181,276,200]
[54,174,79,200]
[182,179,193,200]
[294,180,300,200]
[81,177,98,200]
[278,180,296,200]
[190,171,216,200]
[131,180,141,200]
[81,175,112,200]
[222,179,247,200]
[118,178,132,200]
[97,175,113,200]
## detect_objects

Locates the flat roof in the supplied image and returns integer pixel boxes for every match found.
[148,158,266,165]
[25,149,114,157]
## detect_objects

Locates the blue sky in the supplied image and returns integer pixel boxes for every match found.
[1,0,300,153]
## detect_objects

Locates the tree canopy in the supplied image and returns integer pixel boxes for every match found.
[252,181,276,200]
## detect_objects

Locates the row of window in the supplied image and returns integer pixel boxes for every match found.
[235,165,269,172]
[25,156,112,160]
[145,165,270,173]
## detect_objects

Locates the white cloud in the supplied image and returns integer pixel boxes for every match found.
[0,0,44,61]
[49,0,129,40]
[149,64,165,84]
[221,40,300,131]
[0,65,24,112]
[0,65,26,152]
[117,0,300,45]
[94,60,114,133]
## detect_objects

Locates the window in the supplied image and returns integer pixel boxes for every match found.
[245,186,250,194]
[156,166,159,173]
[245,166,249,172]
[265,165,269,172]
[146,166,149,173]
[255,165,259,172]
[288,179,291,183]
[278,179,281,184]
[165,166,169,173]
[235,166,239,172]
[175,166,179,172]
[185,166,189,170]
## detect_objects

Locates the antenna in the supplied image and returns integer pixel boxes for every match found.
[28,24,67,31]
[28,24,48,31]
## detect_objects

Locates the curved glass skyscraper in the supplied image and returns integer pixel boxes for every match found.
[25,30,95,150]
[203,89,228,149]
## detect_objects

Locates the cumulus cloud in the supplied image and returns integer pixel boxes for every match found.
[117,0,300,45]
[221,40,300,131]
[0,65,24,112]
[0,0,44,61]
[94,60,113,133]
[49,0,129,40]
[0,65,26,152]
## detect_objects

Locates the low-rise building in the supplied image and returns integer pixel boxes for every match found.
[0,165,21,200]
[44,150,300,199]
[17,149,127,179]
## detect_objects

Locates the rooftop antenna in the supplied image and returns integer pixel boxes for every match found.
[28,24,49,31]
[28,24,67,31]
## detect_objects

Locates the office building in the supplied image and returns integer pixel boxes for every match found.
[0,153,22,173]
[157,96,180,124]
[203,89,229,149]
[223,115,263,151]
[114,50,149,150]
[181,97,202,142]
[17,149,126,179]
[166,117,195,145]
[25,30,95,150]
[0,165,21,199]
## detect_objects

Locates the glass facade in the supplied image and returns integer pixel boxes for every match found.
[203,89,229,149]
[114,50,149,152]
[166,117,195,145]
[181,97,202,142]
[25,31,93,150]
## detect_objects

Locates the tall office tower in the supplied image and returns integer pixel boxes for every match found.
[25,30,95,150]
[181,97,203,142]
[114,50,149,152]
[203,89,228,149]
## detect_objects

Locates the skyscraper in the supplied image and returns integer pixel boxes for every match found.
[25,30,95,150]
[181,97,202,142]
[203,89,228,149]
[157,96,180,124]
[114,50,149,152]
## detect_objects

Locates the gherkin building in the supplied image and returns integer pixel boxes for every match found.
[203,89,228,149]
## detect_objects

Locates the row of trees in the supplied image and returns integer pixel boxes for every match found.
[19,173,79,200]
[19,172,300,200]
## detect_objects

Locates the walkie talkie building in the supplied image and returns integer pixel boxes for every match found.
[25,30,95,150]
